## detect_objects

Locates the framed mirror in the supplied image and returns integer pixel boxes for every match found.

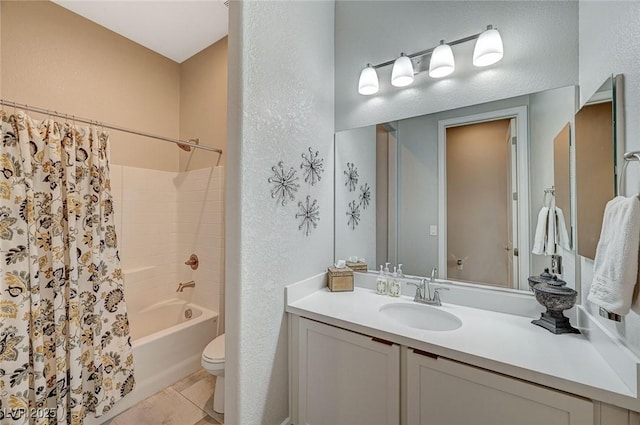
[335,85,577,292]
[575,75,622,260]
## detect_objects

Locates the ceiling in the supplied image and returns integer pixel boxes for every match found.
[52,0,229,63]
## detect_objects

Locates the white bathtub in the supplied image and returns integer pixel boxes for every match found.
[88,299,218,424]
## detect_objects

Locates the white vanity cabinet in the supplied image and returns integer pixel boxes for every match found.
[289,314,640,425]
[291,317,401,425]
[406,348,594,425]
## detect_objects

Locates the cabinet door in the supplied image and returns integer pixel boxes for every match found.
[297,317,400,425]
[406,349,593,425]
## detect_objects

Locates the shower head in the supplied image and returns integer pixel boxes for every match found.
[178,138,200,152]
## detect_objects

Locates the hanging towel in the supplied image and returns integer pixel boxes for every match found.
[545,197,557,256]
[555,207,571,251]
[532,206,549,255]
[588,196,640,316]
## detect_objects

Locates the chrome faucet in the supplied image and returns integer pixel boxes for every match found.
[176,280,196,292]
[406,268,448,306]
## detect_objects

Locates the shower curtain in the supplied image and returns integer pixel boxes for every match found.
[0,111,134,424]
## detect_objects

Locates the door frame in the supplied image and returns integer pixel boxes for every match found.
[437,106,529,290]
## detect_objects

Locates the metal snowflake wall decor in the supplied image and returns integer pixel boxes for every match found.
[346,199,361,230]
[300,147,324,186]
[268,161,300,206]
[359,183,371,210]
[295,195,320,236]
[344,162,359,192]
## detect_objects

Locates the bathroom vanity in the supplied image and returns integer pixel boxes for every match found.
[286,274,640,425]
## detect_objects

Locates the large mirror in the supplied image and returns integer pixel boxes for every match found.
[335,85,578,292]
[575,76,620,260]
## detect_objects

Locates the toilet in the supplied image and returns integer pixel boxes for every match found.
[202,333,225,413]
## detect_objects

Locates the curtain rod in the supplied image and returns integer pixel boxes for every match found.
[0,99,223,159]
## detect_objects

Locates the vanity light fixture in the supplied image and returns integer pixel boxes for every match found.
[358,64,379,95]
[357,24,504,95]
[473,25,504,67]
[429,40,455,79]
[391,53,414,87]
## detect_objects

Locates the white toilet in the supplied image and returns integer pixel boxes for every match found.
[202,333,225,413]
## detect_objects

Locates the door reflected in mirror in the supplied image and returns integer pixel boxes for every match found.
[445,118,517,288]
[334,85,578,293]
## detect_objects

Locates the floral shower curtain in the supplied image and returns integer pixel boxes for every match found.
[0,111,134,424]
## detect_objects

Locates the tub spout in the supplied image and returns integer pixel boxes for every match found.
[177,281,196,292]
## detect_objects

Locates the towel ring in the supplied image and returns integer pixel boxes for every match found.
[619,151,640,195]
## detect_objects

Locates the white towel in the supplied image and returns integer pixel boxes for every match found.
[545,198,557,256]
[555,207,571,251]
[588,196,640,316]
[532,206,549,255]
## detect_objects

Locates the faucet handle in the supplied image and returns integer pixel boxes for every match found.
[406,280,422,299]
[432,287,449,304]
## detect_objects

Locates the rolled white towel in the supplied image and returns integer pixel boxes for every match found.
[532,207,549,255]
[588,196,640,316]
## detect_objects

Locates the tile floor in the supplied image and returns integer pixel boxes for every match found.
[104,369,224,425]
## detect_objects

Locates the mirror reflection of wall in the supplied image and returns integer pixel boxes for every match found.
[334,85,577,292]
[575,78,615,260]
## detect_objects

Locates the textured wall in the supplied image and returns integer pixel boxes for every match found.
[335,1,578,131]
[578,1,640,356]
[226,1,335,423]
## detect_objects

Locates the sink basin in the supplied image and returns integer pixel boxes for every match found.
[379,303,462,331]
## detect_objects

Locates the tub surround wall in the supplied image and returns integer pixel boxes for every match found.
[578,1,640,358]
[335,1,578,131]
[177,167,226,331]
[111,165,225,318]
[226,1,335,423]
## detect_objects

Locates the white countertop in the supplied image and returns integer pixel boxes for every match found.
[287,284,640,411]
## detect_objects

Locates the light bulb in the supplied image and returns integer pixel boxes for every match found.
[391,53,414,87]
[429,41,455,78]
[358,64,379,95]
[473,25,504,67]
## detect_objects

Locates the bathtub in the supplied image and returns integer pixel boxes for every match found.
[87,299,218,424]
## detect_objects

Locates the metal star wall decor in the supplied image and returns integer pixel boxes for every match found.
[344,162,359,192]
[268,161,300,206]
[300,147,324,186]
[295,195,320,236]
[346,199,361,230]
[359,183,371,210]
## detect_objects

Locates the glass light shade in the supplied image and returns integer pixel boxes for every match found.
[391,54,414,87]
[358,64,379,95]
[429,42,455,78]
[473,27,504,67]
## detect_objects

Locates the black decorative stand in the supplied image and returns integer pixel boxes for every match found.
[532,311,580,334]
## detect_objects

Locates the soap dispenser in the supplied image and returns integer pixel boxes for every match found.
[389,266,401,297]
[375,265,387,295]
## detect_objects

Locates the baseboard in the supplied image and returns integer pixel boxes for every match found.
[280,417,291,425]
